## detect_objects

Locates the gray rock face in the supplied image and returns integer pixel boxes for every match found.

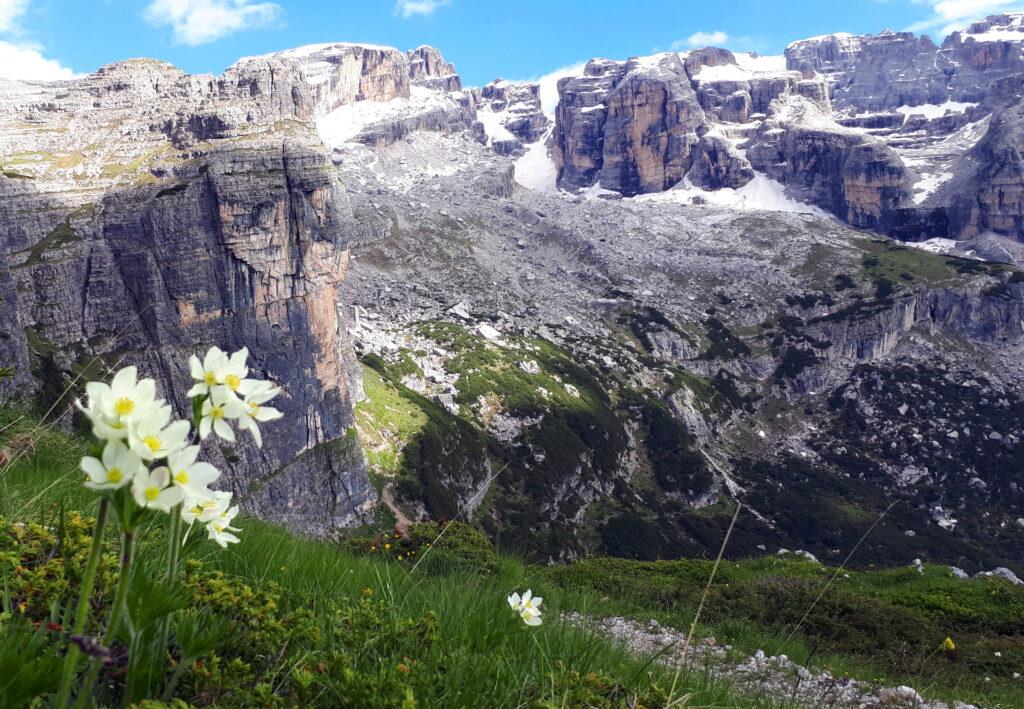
[553,58,626,190]
[480,80,548,144]
[246,43,411,116]
[688,134,754,189]
[408,45,462,91]
[0,57,376,535]
[554,54,707,196]
[745,97,910,228]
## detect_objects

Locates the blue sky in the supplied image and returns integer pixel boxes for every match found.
[1,1,1022,85]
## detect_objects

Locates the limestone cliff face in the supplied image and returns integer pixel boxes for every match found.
[553,59,626,190]
[940,77,1024,239]
[746,98,911,228]
[554,54,706,196]
[245,43,412,117]
[408,45,462,91]
[785,17,1024,113]
[599,55,705,195]
[0,58,375,534]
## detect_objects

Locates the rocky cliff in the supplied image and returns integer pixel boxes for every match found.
[0,55,377,535]
[4,27,1024,568]
[545,14,1024,244]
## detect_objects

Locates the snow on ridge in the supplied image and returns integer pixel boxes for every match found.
[315,85,455,148]
[894,100,977,122]
[632,173,830,217]
[476,105,516,144]
[694,55,796,82]
[785,32,857,50]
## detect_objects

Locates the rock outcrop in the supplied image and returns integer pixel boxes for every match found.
[747,97,910,228]
[785,15,1024,113]
[0,57,376,535]
[476,79,549,156]
[250,43,411,116]
[554,53,707,195]
[408,45,462,91]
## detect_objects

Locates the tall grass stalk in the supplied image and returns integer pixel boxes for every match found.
[667,502,741,707]
[774,499,898,655]
[55,497,110,709]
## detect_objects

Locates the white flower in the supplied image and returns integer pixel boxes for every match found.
[235,380,283,448]
[128,403,191,461]
[199,389,246,442]
[507,589,542,626]
[76,367,159,441]
[182,490,233,525]
[131,467,184,512]
[186,346,230,398]
[206,504,241,547]
[166,445,220,498]
[214,347,254,401]
[81,441,146,491]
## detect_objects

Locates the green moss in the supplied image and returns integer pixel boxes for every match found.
[16,220,83,268]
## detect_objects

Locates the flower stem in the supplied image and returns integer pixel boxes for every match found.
[157,506,184,656]
[74,528,134,708]
[55,497,109,709]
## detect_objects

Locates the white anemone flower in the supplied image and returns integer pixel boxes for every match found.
[186,346,230,398]
[76,382,129,441]
[76,368,159,441]
[236,381,284,448]
[131,467,184,512]
[215,347,253,400]
[206,504,241,547]
[128,404,191,461]
[182,490,233,525]
[507,590,543,626]
[166,445,221,498]
[199,389,246,442]
[81,441,146,491]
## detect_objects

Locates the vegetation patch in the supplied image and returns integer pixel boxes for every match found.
[698,317,751,361]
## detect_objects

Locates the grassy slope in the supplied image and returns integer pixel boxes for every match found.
[2,408,1022,707]
[0,408,762,708]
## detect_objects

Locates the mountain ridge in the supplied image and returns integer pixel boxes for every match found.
[2,13,1024,571]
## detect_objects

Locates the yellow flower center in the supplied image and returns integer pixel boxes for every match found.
[225,374,241,391]
[107,467,123,483]
[114,397,135,416]
[214,524,225,533]
[144,436,162,452]
[144,487,160,501]
[110,421,125,430]
[248,401,260,414]
[174,470,189,485]
[210,406,224,420]
[204,372,217,386]
[191,505,204,516]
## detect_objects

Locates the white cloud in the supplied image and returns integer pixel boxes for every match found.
[143,0,283,45]
[0,40,77,80]
[675,30,730,49]
[906,0,1024,35]
[0,0,28,33]
[394,0,451,19]
[0,1,79,81]
[519,62,587,116]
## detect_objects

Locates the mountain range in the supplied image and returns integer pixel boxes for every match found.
[2,13,1024,572]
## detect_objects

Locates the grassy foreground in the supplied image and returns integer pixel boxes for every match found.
[2,407,1023,707]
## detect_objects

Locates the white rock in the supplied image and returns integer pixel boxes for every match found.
[477,323,501,341]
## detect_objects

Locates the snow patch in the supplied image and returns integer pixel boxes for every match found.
[894,100,977,122]
[633,173,829,216]
[514,126,557,193]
